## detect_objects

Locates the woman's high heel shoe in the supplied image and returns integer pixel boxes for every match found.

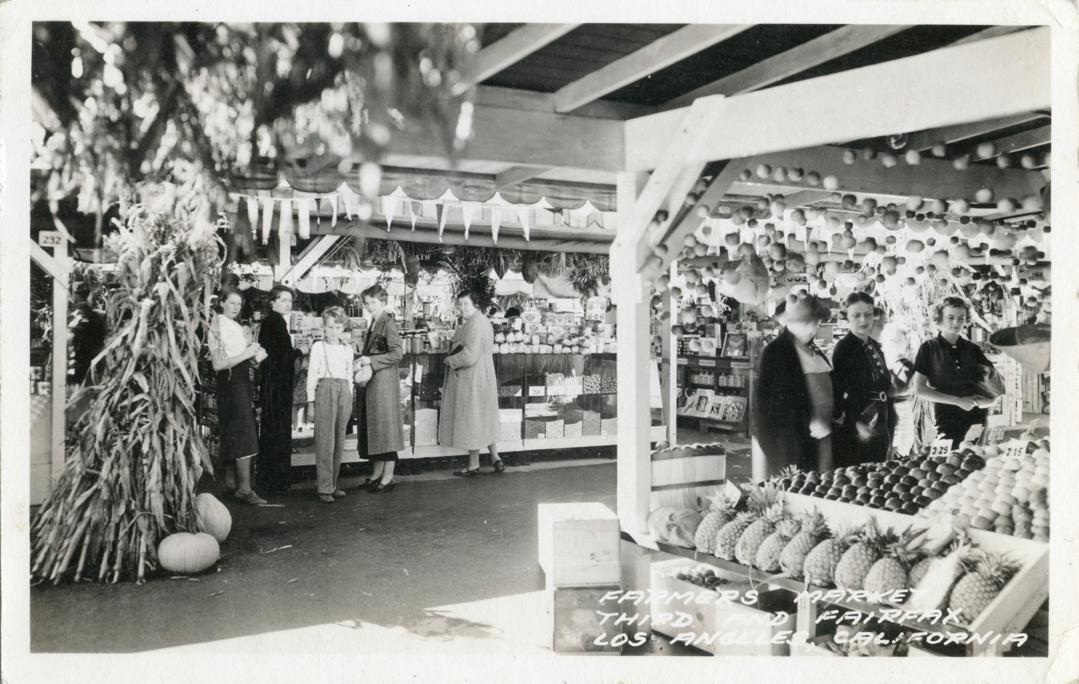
[372,479,397,493]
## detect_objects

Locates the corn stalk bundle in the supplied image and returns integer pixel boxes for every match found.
[30,189,222,584]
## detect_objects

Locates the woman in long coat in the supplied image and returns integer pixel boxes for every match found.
[355,284,406,493]
[751,293,834,481]
[440,290,504,476]
[258,285,300,493]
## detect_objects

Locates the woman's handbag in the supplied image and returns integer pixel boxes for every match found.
[973,364,1006,402]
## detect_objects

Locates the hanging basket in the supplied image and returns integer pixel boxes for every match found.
[988,324,1051,373]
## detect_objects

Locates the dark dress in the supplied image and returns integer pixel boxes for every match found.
[258,311,299,489]
[217,363,260,462]
[752,328,831,475]
[914,333,993,448]
[831,333,896,467]
[355,312,406,461]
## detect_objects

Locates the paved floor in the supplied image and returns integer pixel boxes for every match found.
[30,427,753,654]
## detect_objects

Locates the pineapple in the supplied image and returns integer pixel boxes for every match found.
[714,512,755,560]
[835,517,895,591]
[694,492,737,554]
[908,555,934,588]
[803,523,861,587]
[734,484,785,566]
[864,528,927,600]
[948,553,1020,623]
[780,509,829,579]
[755,517,801,572]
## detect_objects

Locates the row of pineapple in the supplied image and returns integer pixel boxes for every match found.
[688,483,1020,625]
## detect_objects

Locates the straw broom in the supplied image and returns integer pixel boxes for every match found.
[30,190,221,584]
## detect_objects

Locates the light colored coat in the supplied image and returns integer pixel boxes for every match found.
[356,312,406,455]
[439,311,501,450]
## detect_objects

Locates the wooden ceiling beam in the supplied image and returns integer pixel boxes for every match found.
[385,102,624,172]
[662,25,912,111]
[495,166,554,190]
[452,24,580,95]
[971,125,1051,160]
[553,24,753,114]
[716,146,1045,203]
[475,85,654,120]
[625,28,1051,172]
[651,161,745,274]
[905,112,1049,152]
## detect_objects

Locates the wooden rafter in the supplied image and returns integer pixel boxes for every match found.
[552,24,752,114]
[625,28,1051,172]
[971,125,1051,160]
[452,24,579,95]
[495,166,553,190]
[662,25,912,110]
[651,161,745,274]
[906,113,1049,152]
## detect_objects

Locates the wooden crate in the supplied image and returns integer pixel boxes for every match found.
[538,502,621,589]
[783,492,1049,655]
[551,585,623,654]
[650,558,797,656]
[650,443,726,510]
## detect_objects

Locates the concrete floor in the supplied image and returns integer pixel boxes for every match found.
[30,428,753,654]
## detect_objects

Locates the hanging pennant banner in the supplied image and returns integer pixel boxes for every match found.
[246,196,260,237]
[331,195,339,227]
[382,195,398,231]
[517,206,531,241]
[409,201,419,231]
[461,202,476,240]
[490,205,501,244]
[261,197,275,244]
[279,199,293,240]
[436,203,448,242]
[298,199,312,239]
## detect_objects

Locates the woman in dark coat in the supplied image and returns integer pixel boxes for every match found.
[258,285,300,493]
[831,292,897,467]
[355,284,406,493]
[751,293,834,481]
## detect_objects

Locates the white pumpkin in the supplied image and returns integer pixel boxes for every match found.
[158,532,220,574]
[195,493,232,543]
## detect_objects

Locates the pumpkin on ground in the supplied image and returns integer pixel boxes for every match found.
[158,532,220,574]
[196,492,232,543]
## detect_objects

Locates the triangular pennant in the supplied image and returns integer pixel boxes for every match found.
[343,192,355,220]
[246,196,259,236]
[331,195,339,227]
[261,198,275,244]
[436,203,448,242]
[516,206,531,241]
[491,205,501,244]
[298,199,311,240]
[316,198,324,225]
[382,195,398,231]
[461,201,480,240]
[279,199,293,240]
[409,201,419,231]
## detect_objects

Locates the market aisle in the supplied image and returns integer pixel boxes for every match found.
[31,462,618,653]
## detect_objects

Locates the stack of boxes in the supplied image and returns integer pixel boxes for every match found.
[537,502,623,654]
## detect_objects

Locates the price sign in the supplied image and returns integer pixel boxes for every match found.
[676,357,688,366]
[731,361,751,370]
[37,231,65,248]
[699,359,716,368]
[528,386,546,397]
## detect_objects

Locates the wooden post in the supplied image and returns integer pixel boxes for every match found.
[51,238,70,485]
[614,171,652,537]
[663,262,678,445]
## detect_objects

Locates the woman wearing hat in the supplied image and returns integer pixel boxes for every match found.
[831,292,897,467]
[751,292,834,481]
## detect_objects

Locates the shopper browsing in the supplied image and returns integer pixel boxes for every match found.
[307,306,354,504]
[912,296,997,448]
[831,292,897,467]
[751,292,834,480]
[440,289,504,476]
[355,285,406,493]
[209,287,268,505]
[258,285,301,493]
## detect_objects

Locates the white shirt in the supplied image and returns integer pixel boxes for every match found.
[211,314,248,360]
[307,340,355,402]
